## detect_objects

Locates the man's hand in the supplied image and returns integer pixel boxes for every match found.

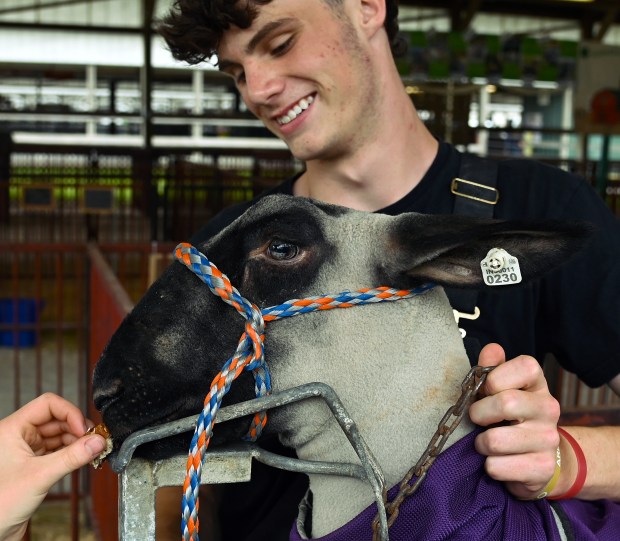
[468,343,561,500]
[0,393,107,541]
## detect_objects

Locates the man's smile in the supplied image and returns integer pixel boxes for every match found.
[276,94,315,125]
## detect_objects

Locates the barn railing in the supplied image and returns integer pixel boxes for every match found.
[87,241,176,541]
[0,240,176,541]
[1,145,301,244]
[87,242,134,541]
[0,242,89,541]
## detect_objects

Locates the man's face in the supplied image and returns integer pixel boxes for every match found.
[217,0,379,162]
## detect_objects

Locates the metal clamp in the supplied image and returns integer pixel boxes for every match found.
[451,177,499,205]
[453,306,481,338]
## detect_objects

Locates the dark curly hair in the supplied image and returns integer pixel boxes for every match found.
[157,0,407,66]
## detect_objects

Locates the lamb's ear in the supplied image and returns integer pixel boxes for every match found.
[388,214,593,288]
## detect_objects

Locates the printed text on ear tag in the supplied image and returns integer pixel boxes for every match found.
[480,247,522,286]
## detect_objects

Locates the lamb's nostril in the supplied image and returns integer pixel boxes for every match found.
[93,379,123,412]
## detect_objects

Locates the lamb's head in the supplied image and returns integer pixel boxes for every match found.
[92,194,590,461]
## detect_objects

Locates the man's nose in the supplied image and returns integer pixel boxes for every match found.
[244,63,284,106]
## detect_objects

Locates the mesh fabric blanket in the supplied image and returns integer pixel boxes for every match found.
[291,430,620,541]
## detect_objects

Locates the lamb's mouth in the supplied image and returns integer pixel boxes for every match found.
[276,94,315,125]
[102,411,195,466]
[102,405,192,449]
[105,411,254,467]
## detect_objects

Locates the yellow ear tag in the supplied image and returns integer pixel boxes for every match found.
[480,248,522,286]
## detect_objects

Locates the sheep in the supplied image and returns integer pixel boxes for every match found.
[92,194,617,540]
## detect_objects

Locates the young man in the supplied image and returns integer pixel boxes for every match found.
[159,0,620,538]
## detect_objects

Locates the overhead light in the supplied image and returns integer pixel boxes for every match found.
[556,0,595,3]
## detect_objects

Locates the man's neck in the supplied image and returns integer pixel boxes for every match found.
[293,100,439,212]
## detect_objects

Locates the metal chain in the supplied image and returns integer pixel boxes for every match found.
[371,365,495,540]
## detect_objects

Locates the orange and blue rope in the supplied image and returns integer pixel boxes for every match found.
[174,242,435,541]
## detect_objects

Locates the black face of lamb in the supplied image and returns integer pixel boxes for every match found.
[92,196,333,459]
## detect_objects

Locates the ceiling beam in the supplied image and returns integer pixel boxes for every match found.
[143,0,156,24]
[0,20,141,33]
[595,6,620,41]
[400,0,620,25]
[450,0,482,32]
[581,14,595,41]
[460,0,483,31]
[140,0,156,149]
[0,0,113,16]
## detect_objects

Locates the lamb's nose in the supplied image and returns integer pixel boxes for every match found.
[93,379,123,412]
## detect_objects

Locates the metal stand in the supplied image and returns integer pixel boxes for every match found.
[111,382,389,541]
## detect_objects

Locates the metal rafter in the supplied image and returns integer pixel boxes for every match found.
[0,1,616,39]
[0,0,113,16]
[596,6,620,41]
[141,0,155,149]
[0,21,141,32]
[461,0,483,30]
[450,0,483,31]
[400,0,620,32]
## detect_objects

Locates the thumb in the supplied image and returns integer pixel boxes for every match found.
[36,435,107,486]
[478,342,506,368]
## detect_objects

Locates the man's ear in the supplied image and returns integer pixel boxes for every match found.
[358,0,386,38]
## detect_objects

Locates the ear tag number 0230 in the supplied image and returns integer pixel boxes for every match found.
[480,248,522,286]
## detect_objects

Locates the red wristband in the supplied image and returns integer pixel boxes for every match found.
[547,427,587,500]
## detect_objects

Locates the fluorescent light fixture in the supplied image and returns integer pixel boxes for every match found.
[532,81,560,90]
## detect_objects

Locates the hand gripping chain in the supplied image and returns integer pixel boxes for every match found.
[174,242,436,541]
[370,365,495,541]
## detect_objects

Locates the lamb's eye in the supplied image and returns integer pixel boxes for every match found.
[267,240,299,261]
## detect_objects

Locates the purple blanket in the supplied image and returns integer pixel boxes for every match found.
[291,430,620,540]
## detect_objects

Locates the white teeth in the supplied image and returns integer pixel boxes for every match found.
[278,95,314,125]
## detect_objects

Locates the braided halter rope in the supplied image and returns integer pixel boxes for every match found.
[173,242,436,541]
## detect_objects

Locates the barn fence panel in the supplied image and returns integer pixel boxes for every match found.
[87,243,134,541]
[87,242,176,541]
[2,146,300,245]
[0,242,88,541]
[0,241,175,541]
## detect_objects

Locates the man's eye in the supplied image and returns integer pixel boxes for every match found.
[267,241,299,261]
[272,36,293,56]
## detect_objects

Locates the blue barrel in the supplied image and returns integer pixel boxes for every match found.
[0,298,41,347]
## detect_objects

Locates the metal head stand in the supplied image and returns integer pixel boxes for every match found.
[110,382,389,541]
